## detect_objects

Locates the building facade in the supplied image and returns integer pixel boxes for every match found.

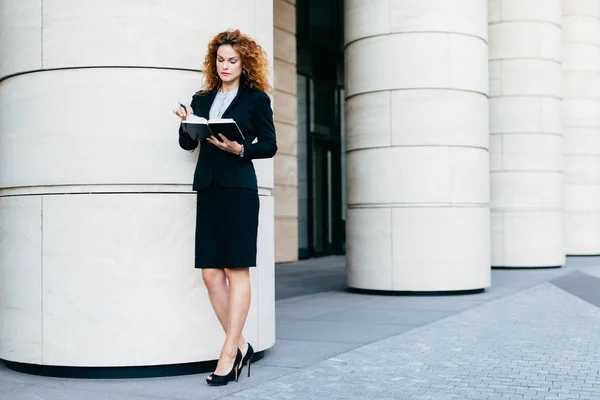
[1,0,598,368]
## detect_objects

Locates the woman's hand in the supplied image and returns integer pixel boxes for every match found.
[207,134,243,155]
[173,104,192,121]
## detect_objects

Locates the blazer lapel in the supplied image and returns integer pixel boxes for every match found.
[198,89,217,119]
[221,86,246,119]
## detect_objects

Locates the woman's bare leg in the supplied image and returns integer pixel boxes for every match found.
[202,269,229,330]
[202,269,248,348]
[211,267,251,376]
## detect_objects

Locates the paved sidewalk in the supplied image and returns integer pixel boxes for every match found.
[1,256,599,399]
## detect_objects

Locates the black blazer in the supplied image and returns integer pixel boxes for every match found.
[178,86,277,191]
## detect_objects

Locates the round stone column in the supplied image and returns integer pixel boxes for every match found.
[489,0,565,267]
[562,0,600,255]
[0,1,275,367]
[344,0,491,291]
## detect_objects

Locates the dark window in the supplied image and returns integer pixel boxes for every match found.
[297,0,345,258]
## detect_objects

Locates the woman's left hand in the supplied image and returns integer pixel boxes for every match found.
[207,134,243,155]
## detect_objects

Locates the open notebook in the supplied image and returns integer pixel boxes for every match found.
[182,116,245,142]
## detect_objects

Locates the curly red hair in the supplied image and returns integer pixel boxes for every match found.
[199,29,271,94]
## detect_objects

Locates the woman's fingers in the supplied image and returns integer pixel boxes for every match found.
[207,135,230,151]
[173,105,190,120]
[207,134,241,155]
[218,134,230,144]
[207,136,221,147]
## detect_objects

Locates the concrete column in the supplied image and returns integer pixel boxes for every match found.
[0,1,275,367]
[273,0,299,262]
[562,0,600,255]
[489,0,565,267]
[344,0,491,291]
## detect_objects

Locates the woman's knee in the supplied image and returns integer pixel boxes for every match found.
[224,267,250,282]
[202,269,225,288]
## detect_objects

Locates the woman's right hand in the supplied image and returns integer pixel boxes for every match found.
[173,104,193,121]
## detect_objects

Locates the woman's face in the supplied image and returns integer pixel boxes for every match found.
[216,44,242,85]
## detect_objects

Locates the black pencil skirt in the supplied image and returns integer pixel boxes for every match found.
[195,182,260,269]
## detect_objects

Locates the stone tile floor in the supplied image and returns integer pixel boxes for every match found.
[1,256,599,399]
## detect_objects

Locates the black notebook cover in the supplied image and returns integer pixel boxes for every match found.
[182,117,245,142]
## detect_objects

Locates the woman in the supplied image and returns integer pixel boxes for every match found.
[173,29,277,386]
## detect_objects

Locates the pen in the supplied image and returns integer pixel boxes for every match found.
[180,103,198,116]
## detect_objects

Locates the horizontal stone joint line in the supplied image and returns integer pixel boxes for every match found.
[274,120,298,126]
[346,144,489,153]
[273,24,296,37]
[0,183,194,190]
[347,203,489,209]
[274,57,296,66]
[565,182,600,186]
[563,125,600,129]
[0,191,274,198]
[562,13,600,21]
[563,69,600,74]
[0,184,273,197]
[491,206,563,211]
[562,97,600,103]
[274,151,298,157]
[0,191,193,198]
[345,87,488,101]
[490,132,562,137]
[273,87,298,97]
[489,57,561,64]
[274,121,298,127]
[562,40,600,48]
[274,25,296,37]
[274,58,297,68]
[489,94,561,100]
[0,65,203,83]
[488,20,561,29]
[491,170,563,173]
[344,30,488,49]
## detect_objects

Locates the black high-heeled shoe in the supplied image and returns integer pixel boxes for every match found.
[238,343,255,378]
[206,349,243,386]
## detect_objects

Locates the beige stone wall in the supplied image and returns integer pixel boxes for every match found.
[273,0,298,262]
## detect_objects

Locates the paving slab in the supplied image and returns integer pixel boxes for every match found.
[276,319,412,344]
[1,385,170,400]
[359,295,488,312]
[275,290,379,320]
[582,264,600,279]
[0,364,295,400]
[551,271,600,308]
[0,380,29,394]
[230,284,600,400]
[275,317,297,328]
[260,339,359,369]
[309,307,455,326]
[275,256,346,300]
